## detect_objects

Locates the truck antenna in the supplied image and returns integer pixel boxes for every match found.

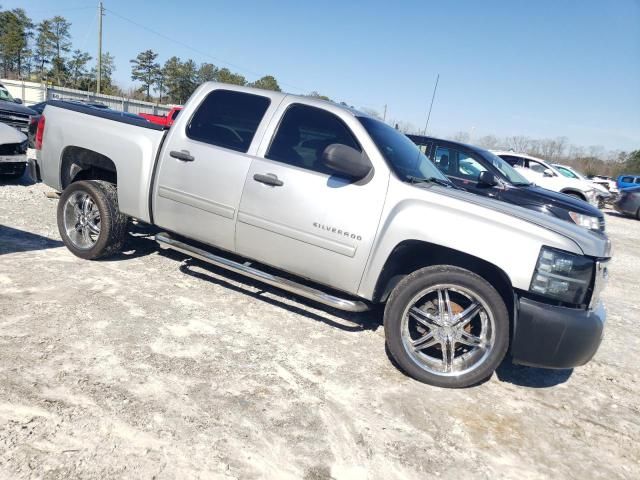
[422,73,440,135]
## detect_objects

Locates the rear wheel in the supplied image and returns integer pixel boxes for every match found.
[384,265,509,388]
[57,180,127,259]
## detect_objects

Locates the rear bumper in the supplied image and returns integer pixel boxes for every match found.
[511,296,605,369]
[27,157,41,182]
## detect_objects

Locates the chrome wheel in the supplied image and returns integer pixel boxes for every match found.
[401,284,496,377]
[63,191,101,249]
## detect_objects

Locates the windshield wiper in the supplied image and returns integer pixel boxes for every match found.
[406,175,458,189]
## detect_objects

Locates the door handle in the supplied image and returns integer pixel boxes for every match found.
[253,173,284,187]
[170,150,195,162]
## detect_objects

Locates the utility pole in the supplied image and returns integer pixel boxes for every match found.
[97,2,104,94]
[422,73,440,135]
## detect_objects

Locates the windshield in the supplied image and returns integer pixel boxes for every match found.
[0,85,15,102]
[481,150,531,185]
[555,165,582,180]
[357,116,449,183]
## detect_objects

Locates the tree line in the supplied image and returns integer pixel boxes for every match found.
[129,50,282,104]
[1,6,636,175]
[0,6,119,94]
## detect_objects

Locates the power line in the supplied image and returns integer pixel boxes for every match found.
[103,7,306,91]
[101,6,385,113]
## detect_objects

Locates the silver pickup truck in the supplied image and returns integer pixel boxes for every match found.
[32,83,610,388]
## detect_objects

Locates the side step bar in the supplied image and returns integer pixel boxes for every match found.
[155,232,370,313]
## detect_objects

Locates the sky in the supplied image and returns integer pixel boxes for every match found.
[4,0,640,151]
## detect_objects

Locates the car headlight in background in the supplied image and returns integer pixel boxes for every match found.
[530,247,594,305]
[568,211,602,231]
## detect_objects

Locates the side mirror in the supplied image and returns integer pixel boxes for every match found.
[543,169,554,177]
[13,98,23,104]
[478,171,498,187]
[322,144,372,180]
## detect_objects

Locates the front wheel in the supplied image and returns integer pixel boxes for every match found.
[57,180,128,259]
[384,265,509,388]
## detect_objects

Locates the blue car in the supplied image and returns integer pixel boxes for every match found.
[617,174,640,190]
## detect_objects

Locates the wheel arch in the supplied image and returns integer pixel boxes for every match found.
[372,240,514,316]
[560,188,586,201]
[60,146,117,189]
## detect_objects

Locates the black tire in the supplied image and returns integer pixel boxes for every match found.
[384,265,509,388]
[0,163,26,180]
[57,180,128,260]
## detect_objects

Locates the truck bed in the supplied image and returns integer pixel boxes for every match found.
[38,101,167,222]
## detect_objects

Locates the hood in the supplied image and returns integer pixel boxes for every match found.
[0,122,28,144]
[0,99,37,116]
[423,184,611,258]
[515,185,602,216]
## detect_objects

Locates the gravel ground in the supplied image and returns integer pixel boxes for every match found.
[0,177,638,480]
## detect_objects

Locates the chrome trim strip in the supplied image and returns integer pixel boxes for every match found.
[155,232,369,312]
[158,185,235,219]
[237,212,356,258]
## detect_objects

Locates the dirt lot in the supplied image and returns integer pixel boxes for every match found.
[0,177,638,480]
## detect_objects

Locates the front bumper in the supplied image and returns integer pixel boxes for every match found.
[511,296,605,369]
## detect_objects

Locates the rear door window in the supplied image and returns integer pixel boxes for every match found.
[621,176,633,183]
[186,89,271,153]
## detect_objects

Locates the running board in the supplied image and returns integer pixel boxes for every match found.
[155,232,370,312]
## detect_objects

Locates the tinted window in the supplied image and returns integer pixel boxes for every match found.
[621,176,633,183]
[635,178,640,184]
[357,117,449,183]
[267,104,360,174]
[187,90,270,153]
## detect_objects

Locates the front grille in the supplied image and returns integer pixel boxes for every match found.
[0,109,30,132]
[0,140,27,155]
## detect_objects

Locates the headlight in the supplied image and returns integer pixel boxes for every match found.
[530,247,594,305]
[568,211,601,231]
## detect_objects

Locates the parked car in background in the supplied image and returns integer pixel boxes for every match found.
[617,174,640,190]
[408,135,605,232]
[0,82,37,135]
[552,163,612,208]
[0,122,28,180]
[589,175,619,195]
[32,83,611,388]
[493,151,599,206]
[614,186,640,219]
[139,106,183,128]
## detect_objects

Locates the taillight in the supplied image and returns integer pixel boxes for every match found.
[35,115,46,150]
